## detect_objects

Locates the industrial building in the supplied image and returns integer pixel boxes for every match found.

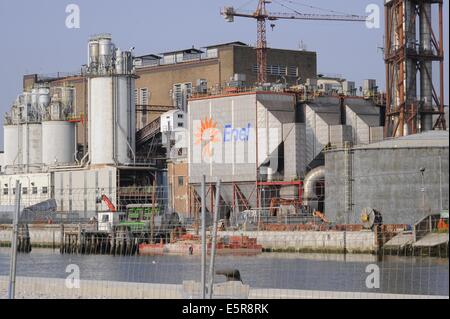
[180,90,386,219]
[325,130,449,225]
[134,42,317,128]
[0,0,447,228]
[0,35,157,217]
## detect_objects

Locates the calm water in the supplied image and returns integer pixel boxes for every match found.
[0,248,448,296]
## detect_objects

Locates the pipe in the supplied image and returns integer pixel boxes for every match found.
[303,166,326,207]
[112,76,118,165]
[420,2,433,131]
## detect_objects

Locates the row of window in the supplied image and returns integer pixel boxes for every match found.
[252,65,299,77]
[135,88,149,105]
[3,187,48,196]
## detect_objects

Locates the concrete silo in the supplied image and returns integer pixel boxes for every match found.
[86,34,136,165]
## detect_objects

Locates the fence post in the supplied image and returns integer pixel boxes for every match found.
[201,175,206,299]
[8,180,21,300]
[208,180,221,299]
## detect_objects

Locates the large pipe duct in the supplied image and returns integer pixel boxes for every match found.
[303,166,325,207]
[420,2,433,131]
[405,0,417,134]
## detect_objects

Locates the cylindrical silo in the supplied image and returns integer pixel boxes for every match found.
[42,121,76,165]
[87,35,135,165]
[89,40,99,66]
[99,37,114,69]
[88,75,135,165]
[38,87,50,110]
[3,125,20,167]
[21,123,42,166]
[116,76,135,164]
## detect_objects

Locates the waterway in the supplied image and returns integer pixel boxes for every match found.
[0,248,447,296]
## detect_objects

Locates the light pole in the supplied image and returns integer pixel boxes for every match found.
[420,167,426,216]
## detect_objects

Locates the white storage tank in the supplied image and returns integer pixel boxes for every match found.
[3,125,20,167]
[88,76,135,165]
[38,87,50,110]
[21,123,42,166]
[42,121,76,165]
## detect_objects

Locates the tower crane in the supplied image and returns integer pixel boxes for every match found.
[222,0,367,84]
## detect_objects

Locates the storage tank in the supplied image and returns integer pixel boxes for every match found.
[87,35,135,165]
[3,125,20,167]
[31,88,39,108]
[21,123,42,166]
[42,121,76,165]
[99,37,114,69]
[88,76,135,165]
[38,87,50,110]
[88,40,99,65]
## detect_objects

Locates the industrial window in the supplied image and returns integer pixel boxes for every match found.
[178,176,184,186]
[32,187,38,194]
[134,89,138,105]
[252,64,288,76]
[288,66,298,77]
[173,83,192,111]
[42,187,48,194]
[22,187,28,195]
[267,65,287,76]
[140,88,149,105]
[3,188,8,195]
[177,122,184,128]
[177,114,184,119]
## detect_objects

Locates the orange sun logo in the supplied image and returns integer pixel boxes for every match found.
[195,117,220,159]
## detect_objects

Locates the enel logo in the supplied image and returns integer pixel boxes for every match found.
[223,124,252,142]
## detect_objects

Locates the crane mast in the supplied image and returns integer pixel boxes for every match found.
[256,0,269,84]
[222,0,367,84]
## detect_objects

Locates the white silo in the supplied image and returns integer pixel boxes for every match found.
[21,123,42,166]
[3,125,20,167]
[87,34,136,165]
[42,121,76,165]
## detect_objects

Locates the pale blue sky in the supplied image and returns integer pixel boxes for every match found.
[0,0,448,148]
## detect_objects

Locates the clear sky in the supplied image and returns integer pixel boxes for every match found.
[0,0,448,148]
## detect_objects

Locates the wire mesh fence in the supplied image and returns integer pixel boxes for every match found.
[0,177,448,299]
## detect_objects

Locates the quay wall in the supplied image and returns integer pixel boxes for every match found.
[0,225,378,253]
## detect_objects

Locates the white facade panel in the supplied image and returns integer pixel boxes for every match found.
[0,173,52,207]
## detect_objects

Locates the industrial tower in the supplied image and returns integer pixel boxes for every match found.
[384,0,446,137]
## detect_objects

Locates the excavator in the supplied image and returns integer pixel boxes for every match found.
[99,195,117,212]
[96,194,180,236]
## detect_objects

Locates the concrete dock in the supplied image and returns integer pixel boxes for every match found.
[1,225,379,254]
